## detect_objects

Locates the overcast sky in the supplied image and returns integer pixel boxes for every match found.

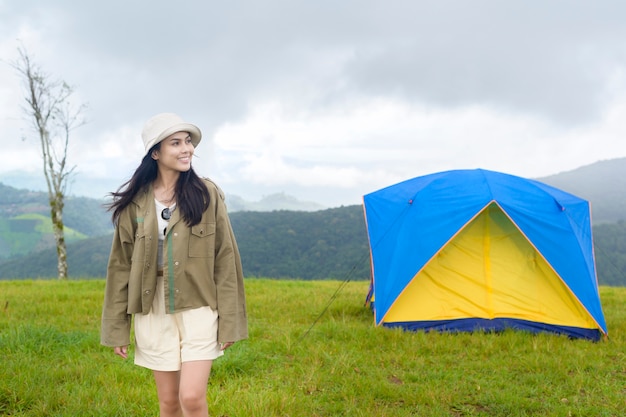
[1,1,625,207]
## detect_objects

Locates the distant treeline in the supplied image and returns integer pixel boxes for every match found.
[229,206,370,280]
[2,157,625,283]
[0,205,624,287]
[0,206,371,281]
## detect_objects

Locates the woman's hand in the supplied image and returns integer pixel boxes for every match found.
[220,342,234,351]
[114,346,129,359]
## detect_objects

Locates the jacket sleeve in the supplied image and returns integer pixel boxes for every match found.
[211,183,249,343]
[100,209,136,347]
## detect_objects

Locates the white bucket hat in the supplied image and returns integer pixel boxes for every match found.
[141,113,202,154]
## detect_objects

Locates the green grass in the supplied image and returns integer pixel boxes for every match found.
[1,279,625,416]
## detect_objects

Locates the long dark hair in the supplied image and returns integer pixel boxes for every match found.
[107,144,210,227]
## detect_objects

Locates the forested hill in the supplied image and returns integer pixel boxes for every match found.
[229,206,370,279]
[0,203,625,286]
[0,182,112,238]
[0,157,625,284]
[0,205,371,281]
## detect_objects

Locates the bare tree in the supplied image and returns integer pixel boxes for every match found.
[12,46,86,280]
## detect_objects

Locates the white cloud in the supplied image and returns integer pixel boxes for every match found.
[209,92,626,205]
[68,124,144,178]
[1,1,626,207]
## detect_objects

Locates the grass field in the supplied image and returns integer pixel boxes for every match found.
[0,279,625,416]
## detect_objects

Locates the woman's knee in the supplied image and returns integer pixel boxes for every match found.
[159,396,182,416]
[179,389,207,411]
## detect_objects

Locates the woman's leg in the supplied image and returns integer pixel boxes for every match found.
[153,370,182,417]
[179,360,213,417]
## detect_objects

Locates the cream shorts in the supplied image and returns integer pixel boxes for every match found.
[134,276,223,371]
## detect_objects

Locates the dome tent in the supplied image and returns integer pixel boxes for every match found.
[363,169,607,341]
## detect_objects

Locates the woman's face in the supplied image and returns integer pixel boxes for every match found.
[153,131,195,173]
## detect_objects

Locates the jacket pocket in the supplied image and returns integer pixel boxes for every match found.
[189,222,216,258]
[131,222,146,261]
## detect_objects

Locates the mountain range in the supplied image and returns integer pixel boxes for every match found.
[0,157,624,282]
[0,171,327,212]
[536,157,626,224]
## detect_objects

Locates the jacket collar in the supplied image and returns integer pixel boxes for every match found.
[133,182,182,229]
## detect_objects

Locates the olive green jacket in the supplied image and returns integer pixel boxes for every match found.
[101,178,248,347]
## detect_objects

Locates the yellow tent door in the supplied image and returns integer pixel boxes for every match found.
[383,202,598,331]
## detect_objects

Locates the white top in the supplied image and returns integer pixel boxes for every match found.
[155,199,176,269]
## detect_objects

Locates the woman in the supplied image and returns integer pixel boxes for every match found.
[101,113,247,417]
